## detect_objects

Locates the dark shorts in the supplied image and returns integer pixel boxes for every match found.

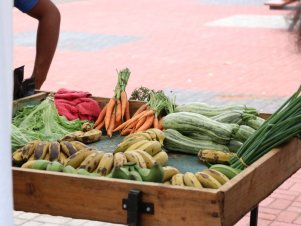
[14,0,39,13]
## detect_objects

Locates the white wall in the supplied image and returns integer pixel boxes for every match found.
[0,0,14,225]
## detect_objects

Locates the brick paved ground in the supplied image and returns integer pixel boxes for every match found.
[12,0,301,225]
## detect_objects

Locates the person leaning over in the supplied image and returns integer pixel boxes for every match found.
[14,0,60,95]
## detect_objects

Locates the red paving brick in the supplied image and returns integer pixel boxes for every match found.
[13,0,301,225]
[275,210,299,223]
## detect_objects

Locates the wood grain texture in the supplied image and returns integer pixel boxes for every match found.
[13,168,222,226]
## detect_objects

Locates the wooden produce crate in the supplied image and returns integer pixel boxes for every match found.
[12,92,301,226]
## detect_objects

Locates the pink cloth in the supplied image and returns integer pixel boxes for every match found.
[54,88,100,121]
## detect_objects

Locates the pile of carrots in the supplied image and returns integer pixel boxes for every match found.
[93,68,176,137]
[113,92,174,135]
[93,68,131,137]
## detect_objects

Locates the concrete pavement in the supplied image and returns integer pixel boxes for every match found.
[13,0,301,225]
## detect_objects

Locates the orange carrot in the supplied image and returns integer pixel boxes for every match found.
[132,103,148,117]
[95,120,105,130]
[137,114,154,132]
[120,90,127,118]
[158,116,163,130]
[104,98,116,131]
[113,110,151,132]
[115,99,122,125]
[153,115,159,129]
[134,116,147,131]
[93,105,107,128]
[125,100,131,121]
[121,128,132,136]
[107,112,116,138]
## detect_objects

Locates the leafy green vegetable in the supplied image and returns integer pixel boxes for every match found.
[12,93,89,149]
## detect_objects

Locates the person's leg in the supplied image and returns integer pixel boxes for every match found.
[27,0,60,89]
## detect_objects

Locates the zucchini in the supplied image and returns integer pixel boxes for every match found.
[227,139,243,153]
[233,125,256,143]
[211,110,244,124]
[175,102,258,117]
[163,129,229,155]
[163,112,239,144]
[246,116,265,130]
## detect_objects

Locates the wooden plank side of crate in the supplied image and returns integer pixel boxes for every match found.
[13,168,223,226]
[220,137,301,226]
[13,92,48,114]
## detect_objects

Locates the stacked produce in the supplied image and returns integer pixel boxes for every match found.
[13,128,168,182]
[162,164,240,189]
[93,68,131,137]
[12,94,90,150]
[162,103,263,155]
[113,91,176,135]
[230,85,301,170]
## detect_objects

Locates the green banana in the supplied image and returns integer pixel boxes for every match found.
[77,168,91,176]
[31,160,50,170]
[129,170,143,181]
[134,162,164,183]
[209,164,241,179]
[46,161,64,172]
[112,166,130,180]
[63,165,78,174]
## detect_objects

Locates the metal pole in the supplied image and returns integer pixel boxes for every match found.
[250,206,258,226]
[0,0,14,225]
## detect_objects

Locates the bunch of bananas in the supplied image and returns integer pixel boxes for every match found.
[12,140,92,167]
[114,128,165,154]
[60,128,102,144]
[163,164,240,189]
[108,162,164,182]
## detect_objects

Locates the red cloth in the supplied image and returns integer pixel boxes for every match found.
[54,88,100,121]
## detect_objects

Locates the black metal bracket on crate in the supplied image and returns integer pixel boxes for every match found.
[122,189,154,226]
[250,205,258,226]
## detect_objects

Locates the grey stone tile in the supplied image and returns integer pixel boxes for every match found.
[34,214,71,224]
[64,219,89,226]
[14,218,27,226]
[18,212,39,220]
[206,15,288,29]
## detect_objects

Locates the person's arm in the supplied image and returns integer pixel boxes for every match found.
[27,0,60,89]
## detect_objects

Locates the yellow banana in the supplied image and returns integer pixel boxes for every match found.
[69,141,89,151]
[203,169,229,185]
[163,180,171,185]
[79,151,104,172]
[163,166,180,182]
[198,149,236,164]
[124,151,147,168]
[146,128,165,144]
[153,151,168,166]
[77,129,102,144]
[60,141,78,157]
[123,132,152,141]
[195,171,222,189]
[48,141,61,161]
[133,150,156,168]
[113,152,127,167]
[21,160,35,169]
[137,140,162,156]
[58,152,68,165]
[95,153,114,176]
[171,173,185,186]
[125,140,150,152]
[183,172,203,188]
[114,137,147,153]
[65,149,91,168]
[12,148,24,166]
[21,140,39,160]
[34,141,49,160]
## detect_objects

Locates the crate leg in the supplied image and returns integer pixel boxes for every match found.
[122,189,154,226]
[250,205,258,226]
